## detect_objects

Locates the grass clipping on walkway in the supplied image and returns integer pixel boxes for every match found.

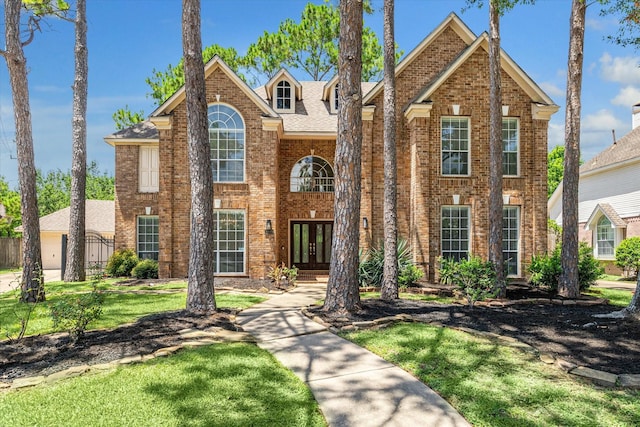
[0,343,326,427]
[343,323,640,427]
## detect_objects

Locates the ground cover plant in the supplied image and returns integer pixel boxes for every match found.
[0,343,326,427]
[343,323,640,427]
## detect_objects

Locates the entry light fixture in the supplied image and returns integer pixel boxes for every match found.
[363,217,369,230]
[265,219,274,234]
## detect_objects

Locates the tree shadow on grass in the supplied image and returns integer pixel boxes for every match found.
[142,343,325,427]
[346,323,640,427]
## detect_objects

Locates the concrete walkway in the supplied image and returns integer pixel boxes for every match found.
[237,282,470,427]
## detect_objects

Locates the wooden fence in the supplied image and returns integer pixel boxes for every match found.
[0,238,21,268]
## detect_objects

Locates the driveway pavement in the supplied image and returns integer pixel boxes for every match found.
[0,269,61,294]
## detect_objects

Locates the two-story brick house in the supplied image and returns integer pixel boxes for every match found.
[104,13,558,282]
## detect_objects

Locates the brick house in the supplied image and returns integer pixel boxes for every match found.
[104,13,558,282]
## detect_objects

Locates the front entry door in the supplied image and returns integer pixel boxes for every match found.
[291,221,333,270]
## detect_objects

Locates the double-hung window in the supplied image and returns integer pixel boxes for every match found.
[596,216,614,257]
[502,118,519,176]
[137,216,159,261]
[441,206,470,261]
[441,117,469,175]
[209,104,245,182]
[214,210,245,273]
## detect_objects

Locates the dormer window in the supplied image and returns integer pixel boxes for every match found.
[333,84,339,113]
[276,80,292,111]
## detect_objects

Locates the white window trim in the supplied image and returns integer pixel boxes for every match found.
[441,117,471,177]
[139,145,159,193]
[502,118,520,177]
[137,215,159,261]
[440,205,471,261]
[273,79,295,113]
[503,206,521,277]
[213,209,247,275]
[208,103,246,184]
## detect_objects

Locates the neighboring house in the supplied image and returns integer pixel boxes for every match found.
[104,13,557,282]
[548,104,640,273]
[17,200,115,270]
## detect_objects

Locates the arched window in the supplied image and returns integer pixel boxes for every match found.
[596,216,614,257]
[276,80,292,110]
[208,104,244,182]
[290,156,334,192]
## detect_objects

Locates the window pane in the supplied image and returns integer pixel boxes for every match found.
[137,216,159,261]
[441,207,470,261]
[209,105,244,182]
[213,210,245,273]
[502,207,519,275]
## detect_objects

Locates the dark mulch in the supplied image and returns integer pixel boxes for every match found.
[309,286,640,375]
[0,309,238,383]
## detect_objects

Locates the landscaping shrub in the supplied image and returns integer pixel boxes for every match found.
[49,284,105,342]
[359,239,423,288]
[615,236,640,278]
[267,262,298,288]
[132,259,159,279]
[437,256,497,308]
[105,249,139,277]
[528,241,603,292]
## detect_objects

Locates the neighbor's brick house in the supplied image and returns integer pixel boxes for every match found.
[104,14,558,281]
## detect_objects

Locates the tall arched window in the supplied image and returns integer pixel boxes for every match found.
[596,216,614,257]
[290,156,334,192]
[276,80,292,110]
[208,104,244,182]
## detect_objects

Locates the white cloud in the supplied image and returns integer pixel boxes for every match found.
[582,109,625,131]
[547,121,564,149]
[599,53,640,85]
[586,18,605,31]
[33,85,69,94]
[611,86,640,107]
[539,82,564,98]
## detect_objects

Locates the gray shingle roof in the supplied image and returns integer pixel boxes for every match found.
[581,126,640,174]
[104,120,158,140]
[29,200,115,234]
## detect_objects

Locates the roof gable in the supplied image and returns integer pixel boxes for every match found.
[413,32,556,107]
[150,55,279,118]
[363,12,476,105]
[585,203,627,230]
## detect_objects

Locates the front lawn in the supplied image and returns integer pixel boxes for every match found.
[0,280,264,339]
[343,323,640,427]
[0,343,326,427]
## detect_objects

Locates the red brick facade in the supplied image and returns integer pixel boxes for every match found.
[108,14,556,281]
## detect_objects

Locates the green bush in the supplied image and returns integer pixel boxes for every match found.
[132,259,159,279]
[528,242,603,292]
[267,262,298,287]
[105,249,139,277]
[437,256,497,308]
[359,239,423,288]
[615,237,640,278]
[49,284,104,342]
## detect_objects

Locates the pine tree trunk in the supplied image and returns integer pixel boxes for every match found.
[65,0,88,282]
[183,0,216,313]
[559,0,586,299]
[324,0,363,314]
[2,0,44,302]
[381,0,398,301]
[488,1,505,297]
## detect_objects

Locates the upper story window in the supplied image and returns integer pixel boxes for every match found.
[290,156,334,192]
[596,216,614,257]
[502,118,519,176]
[441,117,469,176]
[275,80,293,111]
[332,84,339,113]
[209,104,245,182]
[139,146,159,193]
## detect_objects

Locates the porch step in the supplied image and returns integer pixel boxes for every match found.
[297,271,329,283]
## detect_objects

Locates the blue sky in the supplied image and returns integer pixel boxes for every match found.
[0,0,638,188]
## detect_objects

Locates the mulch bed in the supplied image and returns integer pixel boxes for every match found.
[309,285,640,375]
[1,281,638,384]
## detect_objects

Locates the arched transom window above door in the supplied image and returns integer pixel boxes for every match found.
[290,156,334,192]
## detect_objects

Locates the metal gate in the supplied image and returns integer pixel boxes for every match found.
[61,233,115,277]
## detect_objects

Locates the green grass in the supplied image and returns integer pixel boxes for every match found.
[343,323,640,427]
[584,287,633,307]
[600,274,636,282]
[0,282,265,339]
[360,291,455,304]
[0,343,326,427]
